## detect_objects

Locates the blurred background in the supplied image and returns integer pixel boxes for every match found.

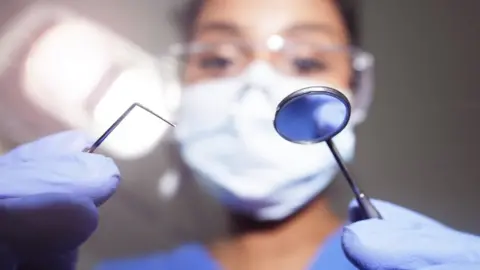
[0,0,479,269]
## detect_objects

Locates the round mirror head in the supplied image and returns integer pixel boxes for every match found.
[273,86,351,144]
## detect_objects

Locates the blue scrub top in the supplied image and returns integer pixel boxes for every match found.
[96,229,356,270]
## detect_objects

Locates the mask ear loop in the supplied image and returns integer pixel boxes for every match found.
[350,50,375,125]
[83,102,175,153]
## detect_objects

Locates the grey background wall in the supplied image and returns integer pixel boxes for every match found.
[0,1,479,269]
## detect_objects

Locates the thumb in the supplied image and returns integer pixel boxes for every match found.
[342,218,480,270]
[2,130,94,162]
[0,245,16,270]
[348,199,447,229]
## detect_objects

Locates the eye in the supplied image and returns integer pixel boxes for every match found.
[199,56,233,70]
[292,58,328,74]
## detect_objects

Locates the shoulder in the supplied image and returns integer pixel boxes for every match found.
[94,243,212,270]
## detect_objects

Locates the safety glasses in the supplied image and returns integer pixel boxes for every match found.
[168,35,375,124]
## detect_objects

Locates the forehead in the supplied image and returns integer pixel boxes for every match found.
[194,0,347,43]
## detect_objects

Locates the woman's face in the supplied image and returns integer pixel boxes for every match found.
[173,1,359,221]
[184,0,352,90]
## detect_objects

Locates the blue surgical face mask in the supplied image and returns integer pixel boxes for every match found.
[174,62,357,221]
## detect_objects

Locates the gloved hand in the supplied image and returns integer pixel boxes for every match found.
[342,199,480,270]
[0,130,120,270]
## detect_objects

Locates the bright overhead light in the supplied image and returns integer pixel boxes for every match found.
[0,3,180,158]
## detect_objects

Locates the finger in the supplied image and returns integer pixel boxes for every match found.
[0,245,17,270]
[342,219,480,270]
[0,193,98,255]
[348,199,447,229]
[0,153,120,206]
[2,130,95,162]
[17,250,78,270]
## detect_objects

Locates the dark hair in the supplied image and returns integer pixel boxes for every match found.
[175,0,361,46]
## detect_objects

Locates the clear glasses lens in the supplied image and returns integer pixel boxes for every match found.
[169,38,374,123]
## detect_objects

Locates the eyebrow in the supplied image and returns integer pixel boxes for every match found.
[285,23,335,35]
[195,22,336,39]
[196,22,242,36]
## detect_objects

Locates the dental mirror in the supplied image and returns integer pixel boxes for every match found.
[273,86,382,220]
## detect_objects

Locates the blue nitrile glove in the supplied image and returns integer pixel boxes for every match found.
[342,199,480,270]
[0,130,120,270]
